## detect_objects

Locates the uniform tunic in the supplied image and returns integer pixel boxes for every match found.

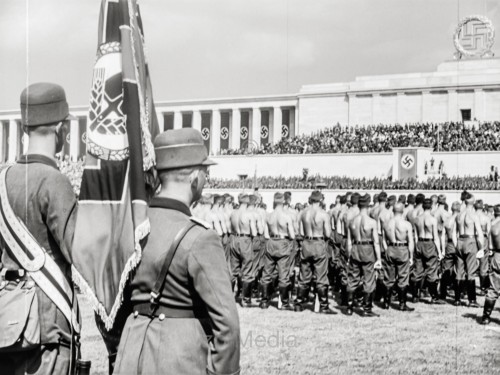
[0,154,77,374]
[114,197,240,375]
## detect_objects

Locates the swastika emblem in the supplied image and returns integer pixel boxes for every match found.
[82,132,87,144]
[220,127,229,140]
[401,154,415,170]
[240,127,248,140]
[281,124,289,138]
[66,134,71,144]
[454,16,495,58]
[260,125,269,139]
[201,127,210,141]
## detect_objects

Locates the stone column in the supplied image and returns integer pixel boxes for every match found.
[8,120,18,162]
[448,89,458,122]
[289,107,296,138]
[192,110,202,132]
[474,89,484,121]
[70,119,79,161]
[211,109,221,155]
[156,109,165,132]
[272,106,282,144]
[294,103,299,135]
[372,93,381,124]
[230,108,241,150]
[251,107,261,148]
[421,90,432,123]
[173,111,182,129]
[347,93,354,126]
[0,122,4,163]
[396,92,405,124]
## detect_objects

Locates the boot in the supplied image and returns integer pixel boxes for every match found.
[317,286,337,314]
[412,280,421,303]
[430,281,445,304]
[398,287,414,312]
[439,272,449,300]
[241,281,252,307]
[259,283,271,309]
[467,279,479,308]
[479,276,490,296]
[362,292,379,317]
[294,286,309,312]
[345,291,354,316]
[454,280,464,306]
[481,298,497,325]
[382,286,392,309]
[252,280,260,300]
[340,284,348,307]
[374,278,384,302]
[279,285,294,311]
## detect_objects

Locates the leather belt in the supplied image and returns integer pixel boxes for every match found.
[304,236,324,240]
[235,233,252,238]
[492,249,500,253]
[418,238,433,242]
[270,235,290,240]
[388,242,408,247]
[447,239,454,243]
[133,303,202,319]
[459,234,474,239]
[353,241,373,245]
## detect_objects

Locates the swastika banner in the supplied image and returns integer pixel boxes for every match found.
[399,149,417,180]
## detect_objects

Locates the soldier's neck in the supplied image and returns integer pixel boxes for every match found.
[156,185,192,208]
[27,138,56,160]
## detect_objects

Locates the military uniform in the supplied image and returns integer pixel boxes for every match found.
[413,240,439,287]
[456,236,479,281]
[0,83,79,374]
[297,238,329,290]
[383,243,411,291]
[114,128,240,375]
[347,242,377,294]
[440,239,457,299]
[260,237,294,307]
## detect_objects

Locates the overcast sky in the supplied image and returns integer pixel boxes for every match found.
[1,0,499,110]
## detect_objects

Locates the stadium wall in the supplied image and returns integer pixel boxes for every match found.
[205,189,500,208]
[210,151,500,179]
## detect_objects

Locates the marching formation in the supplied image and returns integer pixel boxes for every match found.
[193,190,500,322]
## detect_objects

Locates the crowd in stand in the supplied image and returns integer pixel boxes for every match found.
[207,175,500,191]
[221,121,500,155]
[57,155,84,195]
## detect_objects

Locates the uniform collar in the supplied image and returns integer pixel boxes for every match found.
[17,154,58,170]
[150,197,191,216]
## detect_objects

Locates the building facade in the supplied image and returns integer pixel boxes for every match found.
[1,58,500,162]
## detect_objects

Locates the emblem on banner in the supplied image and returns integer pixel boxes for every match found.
[220,127,229,140]
[401,154,415,170]
[201,127,210,141]
[240,126,248,140]
[281,124,289,138]
[260,125,269,139]
[66,134,71,144]
[81,132,87,144]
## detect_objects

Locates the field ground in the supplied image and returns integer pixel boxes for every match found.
[80,292,500,375]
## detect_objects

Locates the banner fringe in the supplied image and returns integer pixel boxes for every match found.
[72,218,150,331]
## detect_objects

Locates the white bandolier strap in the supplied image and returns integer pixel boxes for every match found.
[0,167,80,333]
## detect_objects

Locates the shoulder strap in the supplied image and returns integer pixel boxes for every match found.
[0,167,80,333]
[149,222,197,310]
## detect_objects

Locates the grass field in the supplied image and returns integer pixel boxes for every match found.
[80,293,500,375]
